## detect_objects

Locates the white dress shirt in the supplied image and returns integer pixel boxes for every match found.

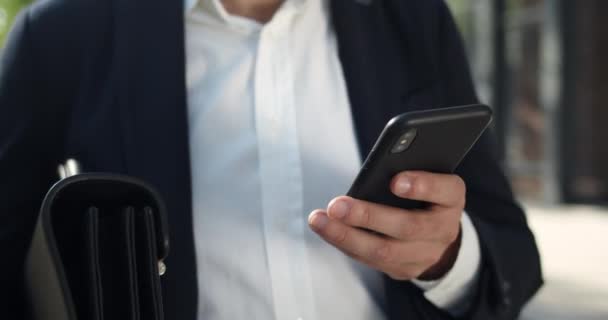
[185,0,481,319]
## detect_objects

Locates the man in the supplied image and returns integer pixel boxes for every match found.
[0,0,542,319]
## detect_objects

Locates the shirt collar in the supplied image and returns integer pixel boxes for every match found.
[185,0,307,16]
[185,0,229,18]
[185,0,308,32]
[185,0,373,13]
[184,0,198,12]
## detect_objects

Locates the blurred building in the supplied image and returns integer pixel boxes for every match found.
[448,0,608,205]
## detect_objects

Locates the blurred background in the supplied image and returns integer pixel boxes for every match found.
[448,0,608,205]
[446,1,607,318]
[1,0,606,318]
[0,0,31,47]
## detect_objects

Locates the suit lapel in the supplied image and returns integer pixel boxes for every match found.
[115,0,190,186]
[114,0,198,318]
[330,0,437,157]
[330,0,404,157]
[330,1,439,319]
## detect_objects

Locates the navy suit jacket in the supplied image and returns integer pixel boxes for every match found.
[0,0,542,319]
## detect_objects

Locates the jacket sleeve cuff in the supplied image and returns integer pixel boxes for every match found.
[411,212,482,316]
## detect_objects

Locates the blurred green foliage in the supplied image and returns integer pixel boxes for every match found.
[447,0,477,40]
[0,0,33,48]
[446,0,469,27]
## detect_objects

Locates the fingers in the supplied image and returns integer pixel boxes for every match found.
[390,171,466,208]
[309,210,395,262]
[308,171,466,281]
[325,196,457,241]
[308,210,440,279]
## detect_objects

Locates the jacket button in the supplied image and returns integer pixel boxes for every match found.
[502,280,511,293]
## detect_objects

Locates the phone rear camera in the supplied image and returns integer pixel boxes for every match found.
[391,129,417,153]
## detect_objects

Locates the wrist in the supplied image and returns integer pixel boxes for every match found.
[418,224,462,280]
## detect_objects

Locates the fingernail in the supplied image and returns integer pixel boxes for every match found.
[329,199,351,219]
[309,211,329,229]
[395,177,412,195]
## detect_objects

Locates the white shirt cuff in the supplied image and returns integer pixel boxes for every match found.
[411,212,481,315]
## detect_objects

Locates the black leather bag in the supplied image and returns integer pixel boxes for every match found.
[25,173,169,320]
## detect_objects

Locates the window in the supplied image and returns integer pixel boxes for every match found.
[449,0,608,204]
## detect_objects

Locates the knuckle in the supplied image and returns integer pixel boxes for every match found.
[412,178,428,197]
[425,223,440,241]
[332,227,349,245]
[398,216,419,239]
[354,203,372,228]
[453,175,466,189]
[453,176,467,205]
[398,222,414,239]
[373,241,393,263]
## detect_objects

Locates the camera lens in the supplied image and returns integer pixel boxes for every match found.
[391,129,417,153]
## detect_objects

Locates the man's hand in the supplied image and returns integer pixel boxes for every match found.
[308,171,465,280]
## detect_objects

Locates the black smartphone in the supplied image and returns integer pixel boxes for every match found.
[347,104,493,209]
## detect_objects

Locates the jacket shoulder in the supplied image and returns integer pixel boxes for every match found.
[24,0,112,47]
[384,0,450,35]
[27,0,112,29]
[10,0,115,101]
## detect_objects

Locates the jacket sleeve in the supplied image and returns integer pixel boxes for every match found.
[0,9,67,318]
[435,1,543,319]
[384,1,543,319]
